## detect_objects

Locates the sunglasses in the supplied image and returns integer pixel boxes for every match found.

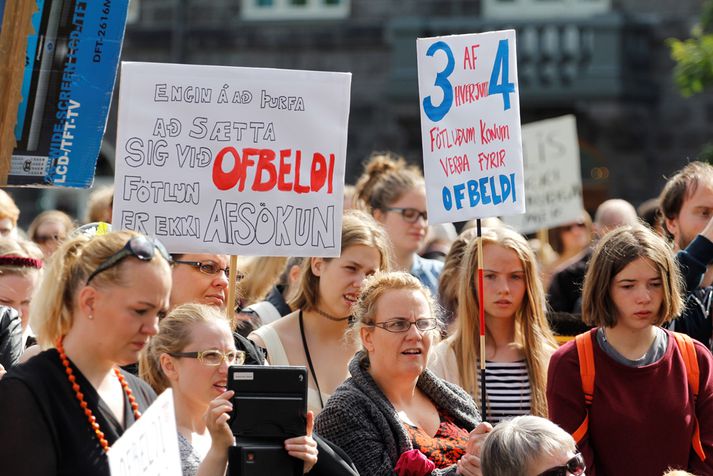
[34,234,65,245]
[561,222,586,232]
[385,207,428,223]
[173,260,243,280]
[537,453,586,476]
[369,318,438,333]
[169,349,246,366]
[86,235,171,284]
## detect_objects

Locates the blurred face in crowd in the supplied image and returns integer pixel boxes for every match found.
[312,245,381,319]
[170,253,230,309]
[0,218,15,238]
[480,243,526,323]
[0,271,39,330]
[665,179,713,250]
[34,220,69,257]
[609,257,663,333]
[559,221,589,255]
[361,287,435,380]
[374,188,429,257]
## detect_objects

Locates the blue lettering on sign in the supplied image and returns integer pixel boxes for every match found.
[488,39,515,111]
[442,173,517,211]
[423,41,455,122]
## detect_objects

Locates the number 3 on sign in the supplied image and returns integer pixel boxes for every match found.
[423,41,455,122]
[488,39,515,111]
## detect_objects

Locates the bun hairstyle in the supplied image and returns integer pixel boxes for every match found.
[30,230,169,348]
[354,151,425,213]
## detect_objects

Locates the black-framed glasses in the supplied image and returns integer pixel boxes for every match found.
[173,260,240,279]
[169,349,246,366]
[537,453,586,476]
[86,235,171,284]
[385,207,428,223]
[369,318,438,333]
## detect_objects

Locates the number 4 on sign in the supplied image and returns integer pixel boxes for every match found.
[488,39,515,111]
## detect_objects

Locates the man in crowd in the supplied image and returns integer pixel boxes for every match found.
[660,161,713,348]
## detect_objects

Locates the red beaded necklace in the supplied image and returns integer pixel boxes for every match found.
[56,337,142,453]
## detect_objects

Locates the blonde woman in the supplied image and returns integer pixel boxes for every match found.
[0,238,44,354]
[0,230,172,475]
[141,303,318,476]
[250,210,391,414]
[429,226,557,423]
[315,272,485,476]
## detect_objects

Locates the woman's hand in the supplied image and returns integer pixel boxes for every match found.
[465,422,493,456]
[456,453,481,476]
[456,422,493,476]
[284,411,318,474]
[204,390,235,450]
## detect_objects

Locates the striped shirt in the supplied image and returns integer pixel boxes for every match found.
[477,360,531,424]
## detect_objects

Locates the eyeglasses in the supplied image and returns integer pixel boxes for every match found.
[537,453,586,476]
[34,234,64,245]
[173,260,241,279]
[169,349,246,366]
[561,222,586,232]
[86,235,171,284]
[385,207,428,223]
[369,318,438,333]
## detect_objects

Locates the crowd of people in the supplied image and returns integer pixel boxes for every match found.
[0,155,712,476]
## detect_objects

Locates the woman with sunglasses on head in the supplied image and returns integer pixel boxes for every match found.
[355,152,443,298]
[140,303,318,476]
[429,226,558,425]
[547,225,713,475]
[541,211,592,288]
[315,271,488,476]
[249,210,391,414]
[480,415,585,476]
[0,230,172,476]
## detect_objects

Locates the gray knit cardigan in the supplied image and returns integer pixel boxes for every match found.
[314,351,481,476]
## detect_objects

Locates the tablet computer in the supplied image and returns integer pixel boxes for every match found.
[228,365,308,439]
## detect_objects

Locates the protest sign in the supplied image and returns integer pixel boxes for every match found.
[502,115,583,234]
[108,389,181,476]
[114,62,351,257]
[1,0,128,187]
[417,30,525,224]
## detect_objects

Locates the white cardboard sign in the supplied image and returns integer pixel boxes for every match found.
[114,62,352,257]
[108,389,181,476]
[502,115,583,234]
[417,30,525,224]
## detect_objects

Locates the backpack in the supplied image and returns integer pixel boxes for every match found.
[572,331,705,462]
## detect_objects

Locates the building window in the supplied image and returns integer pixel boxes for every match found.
[483,0,609,19]
[241,0,349,20]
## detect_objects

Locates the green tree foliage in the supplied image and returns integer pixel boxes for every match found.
[668,0,713,96]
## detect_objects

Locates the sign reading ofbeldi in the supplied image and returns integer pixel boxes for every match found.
[417,30,525,224]
[114,62,352,257]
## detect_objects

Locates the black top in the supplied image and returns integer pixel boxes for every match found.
[0,349,156,476]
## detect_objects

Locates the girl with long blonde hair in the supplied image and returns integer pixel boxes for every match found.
[429,226,557,422]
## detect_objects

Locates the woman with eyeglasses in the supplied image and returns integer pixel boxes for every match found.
[315,271,487,476]
[480,415,585,476]
[140,303,318,476]
[429,226,557,424]
[249,210,391,415]
[547,225,713,475]
[0,230,172,475]
[354,152,443,298]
